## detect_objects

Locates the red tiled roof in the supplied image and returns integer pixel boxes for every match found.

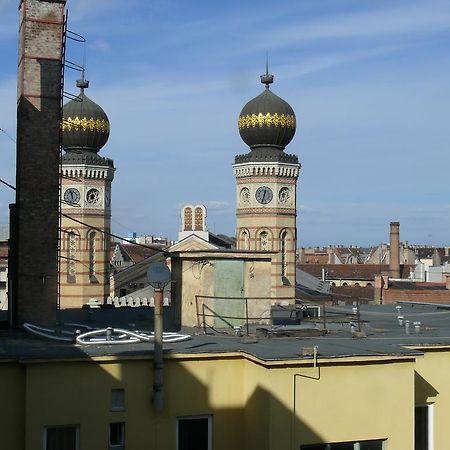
[298,264,414,280]
[120,244,158,263]
[332,285,375,303]
[302,254,330,264]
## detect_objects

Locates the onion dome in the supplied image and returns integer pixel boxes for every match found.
[238,71,296,151]
[61,79,110,153]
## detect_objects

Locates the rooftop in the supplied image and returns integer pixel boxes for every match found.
[2,304,450,363]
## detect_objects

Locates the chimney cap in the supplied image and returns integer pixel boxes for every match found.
[390,221,400,226]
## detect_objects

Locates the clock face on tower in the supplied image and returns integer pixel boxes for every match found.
[86,188,101,206]
[63,188,80,205]
[255,186,273,205]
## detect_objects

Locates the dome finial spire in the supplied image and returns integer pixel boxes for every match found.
[76,68,89,93]
[260,52,274,88]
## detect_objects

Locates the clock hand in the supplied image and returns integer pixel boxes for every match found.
[262,190,266,202]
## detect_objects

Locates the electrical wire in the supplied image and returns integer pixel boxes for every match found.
[61,212,168,253]
[0,175,168,254]
[0,178,15,191]
[0,127,16,143]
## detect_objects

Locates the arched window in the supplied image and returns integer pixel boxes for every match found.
[183,206,193,231]
[194,206,204,231]
[259,231,269,251]
[280,230,288,278]
[88,230,97,282]
[67,231,78,283]
[241,230,250,250]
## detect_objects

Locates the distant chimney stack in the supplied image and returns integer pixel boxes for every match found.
[389,222,401,278]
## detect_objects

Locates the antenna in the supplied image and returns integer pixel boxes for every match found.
[260,51,274,88]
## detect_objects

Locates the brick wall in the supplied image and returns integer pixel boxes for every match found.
[383,289,450,304]
[15,0,66,325]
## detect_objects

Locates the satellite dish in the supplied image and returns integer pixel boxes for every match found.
[147,262,171,289]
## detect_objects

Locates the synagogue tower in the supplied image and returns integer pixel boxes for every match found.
[59,79,115,308]
[233,70,300,302]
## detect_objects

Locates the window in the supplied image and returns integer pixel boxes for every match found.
[88,230,97,282]
[259,231,269,251]
[301,440,385,450]
[280,230,288,277]
[111,389,125,411]
[194,206,204,231]
[177,415,212,450]
[241,230,249,250]
[67,232,78,283]
[415,404,433,450]
[183,206,193,231]
[109,422,125,449]
[44,425,79,450]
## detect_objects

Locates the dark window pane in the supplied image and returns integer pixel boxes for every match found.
[111,389,125,411]
[415,406,428,450]
[46,427,77,450]
[301,445,327,450]
[360,440,384,450]
[178,418,209,450]
[330,444,353,450]
[109,422,124,446]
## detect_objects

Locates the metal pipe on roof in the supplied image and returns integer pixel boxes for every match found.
[153,288,164,413]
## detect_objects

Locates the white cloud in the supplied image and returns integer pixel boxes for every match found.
[248,0,450,52]
[88,39,111,52]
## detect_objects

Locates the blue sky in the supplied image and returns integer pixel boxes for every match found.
[1,0,450,246]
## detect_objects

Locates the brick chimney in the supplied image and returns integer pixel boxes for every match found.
[389,222,400,279]
[13,0,66,325]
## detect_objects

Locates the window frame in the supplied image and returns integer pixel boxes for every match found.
[109,422,125,450]
[111,388,125,412]
[43,424,80,450]
[415,403,434,450]
[300,440,386,450]
[176,414,213,450]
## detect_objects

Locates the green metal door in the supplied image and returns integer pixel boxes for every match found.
[213,260,245,328]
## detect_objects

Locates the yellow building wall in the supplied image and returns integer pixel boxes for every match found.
[20,356,246,450]
[0,351,430,450]
[413,348,450,450]
[0,364,24,450]
[242,358,415,450]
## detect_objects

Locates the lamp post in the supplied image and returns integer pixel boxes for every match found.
[147,262,171,413]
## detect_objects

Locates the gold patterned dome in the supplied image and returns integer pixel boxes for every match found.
[61,81,110,153]
[238,73,296,150]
